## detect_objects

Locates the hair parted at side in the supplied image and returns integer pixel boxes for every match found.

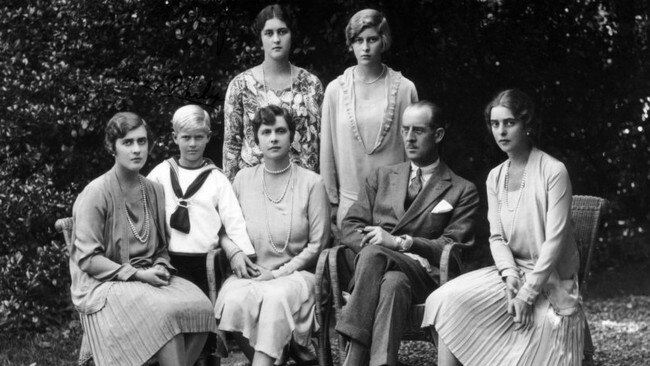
[252,105,295,144]
[345,9,392,52]
[171,105,211,133]
[104,112,153,154]
[405,100,447,130]
[484,89,536,130]
[252,4,296,36]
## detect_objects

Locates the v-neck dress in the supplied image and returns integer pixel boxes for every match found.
[320,65,418,227]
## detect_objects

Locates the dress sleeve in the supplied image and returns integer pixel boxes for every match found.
[223,76,244,181]
[517,164,574,304]
[297,75,324,173]
[319,82,339,206]
[72,184,138,281]
[272,177,331,278]
[487,166,518,276]
[215,173,255,255]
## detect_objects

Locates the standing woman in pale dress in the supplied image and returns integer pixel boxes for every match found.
[320,8,418,228]
[215,105,330,366]
[70,112,216,366]
[222,3,323,181]
[422,89,585,366]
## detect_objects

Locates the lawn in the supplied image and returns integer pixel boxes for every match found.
[2,262,648,366]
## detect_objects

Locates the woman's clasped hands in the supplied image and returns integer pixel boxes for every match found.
[134,264,171,286]
[505,275,533,331]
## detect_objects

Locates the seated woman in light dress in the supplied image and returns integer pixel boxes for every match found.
[422,89,585,366]
[320,8,418,229]
[222,4,323,181]
[215,105,330,366]
[70,112,216,366]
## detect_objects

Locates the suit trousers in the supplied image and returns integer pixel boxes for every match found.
[335,245,438,366]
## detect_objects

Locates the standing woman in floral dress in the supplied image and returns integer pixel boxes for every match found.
[320,8,418,229]
[222,3,323,181]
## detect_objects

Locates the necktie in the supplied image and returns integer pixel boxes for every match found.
[405,168,423,209]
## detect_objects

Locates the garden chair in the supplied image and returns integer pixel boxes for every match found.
[571,195,607,364]
[314,236,464,366]
[54,217,226,366]
[314,194,606,366]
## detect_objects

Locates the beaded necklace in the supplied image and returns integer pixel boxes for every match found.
[262,164,294,253]
[498,160,527,243]
[264,162,291,175]
[125,177,150,244]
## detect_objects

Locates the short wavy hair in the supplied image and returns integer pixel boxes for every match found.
[484,89,536,132]
[252,105,295,145]
[104,112,153,154]
[345,9,392,52]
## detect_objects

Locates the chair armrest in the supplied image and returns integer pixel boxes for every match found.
[206,248,224,305]
[314,248,331,323]
[54,217,74,251]
[439,243,464,285]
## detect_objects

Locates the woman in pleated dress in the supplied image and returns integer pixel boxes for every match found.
[70,112,216,366]
[215,105,330,366]
[422,89,585,366]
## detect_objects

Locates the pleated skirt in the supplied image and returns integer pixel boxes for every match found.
[214,271,317,360]
[422,266,584,366]
[79,276,217,366]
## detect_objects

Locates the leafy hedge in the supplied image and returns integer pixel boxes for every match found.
[1,0,648,331]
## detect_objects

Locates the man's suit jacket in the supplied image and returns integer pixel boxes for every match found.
[341,161,479,266]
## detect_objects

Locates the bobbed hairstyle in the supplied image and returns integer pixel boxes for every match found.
[484,89,536,131]
[345,9,392,52]
[171,105,211,133]
[252,105,295,145]
[104,112,153,154]
[405,100,447,130]
[252,4,296,38]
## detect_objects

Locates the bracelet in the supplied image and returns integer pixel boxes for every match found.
[227,249,243,262]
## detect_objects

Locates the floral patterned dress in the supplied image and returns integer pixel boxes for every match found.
[222,66,323,181]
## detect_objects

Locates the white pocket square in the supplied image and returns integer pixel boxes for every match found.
[431,200,453,213]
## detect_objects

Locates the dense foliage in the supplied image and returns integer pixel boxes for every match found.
[1,0,648,331]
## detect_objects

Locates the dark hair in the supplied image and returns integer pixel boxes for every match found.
[104,112,153,154]
[345,9,392,52]
[252,105,295,144]
[484,89,536,131]
[405,100,447,130]
[252,4,296,38]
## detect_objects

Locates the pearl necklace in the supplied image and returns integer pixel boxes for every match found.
[264,163,291,175]
[262,163,293,204]
[262,165,294,253]
[125,177,150,244]
[354,64,386,84]
[262,62,294,104]
[504,160,527,212]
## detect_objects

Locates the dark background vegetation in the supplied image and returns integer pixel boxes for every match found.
[1,0,648,332]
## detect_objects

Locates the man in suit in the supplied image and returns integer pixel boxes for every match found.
[335,100,480,366]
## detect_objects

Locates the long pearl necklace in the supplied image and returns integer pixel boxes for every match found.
[504,159,527,212]
[354,64,386,84]
[262,164,294,253]
[262,62,294,103]
[125,177,150,244]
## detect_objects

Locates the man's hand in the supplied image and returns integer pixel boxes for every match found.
[230,252,260,279]
[360,226,398,250]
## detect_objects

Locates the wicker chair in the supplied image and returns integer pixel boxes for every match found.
[54,217,225,366]
[314,238,464,366]
[314,194,606,366]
